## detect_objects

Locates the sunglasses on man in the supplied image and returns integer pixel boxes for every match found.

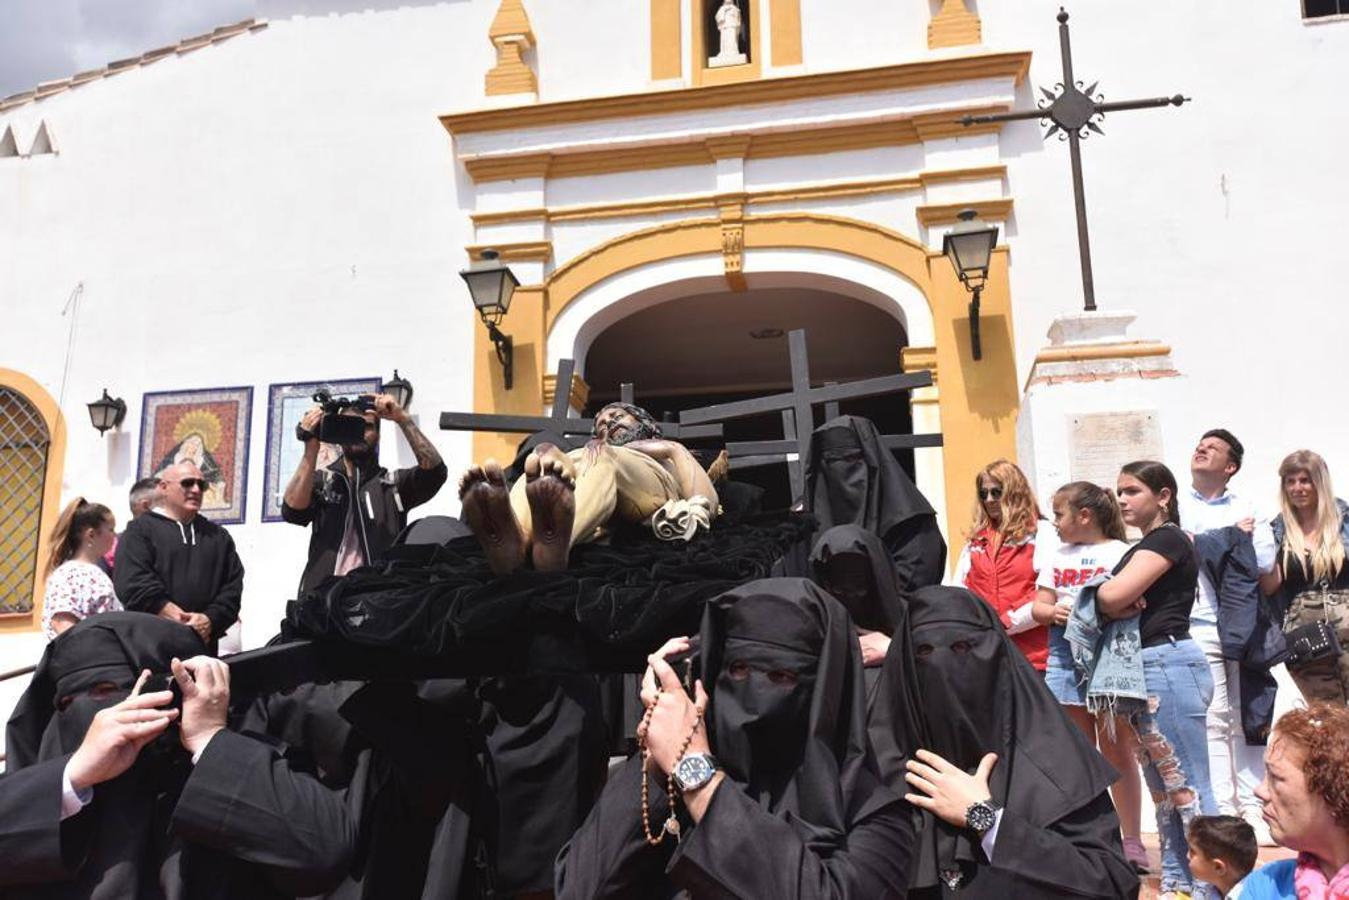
[177,478,209,492]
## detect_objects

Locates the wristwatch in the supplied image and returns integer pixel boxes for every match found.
[965,798,1001,838]
[673,752,719,793]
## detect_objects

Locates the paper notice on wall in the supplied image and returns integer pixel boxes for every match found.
[1068,411,1163,491]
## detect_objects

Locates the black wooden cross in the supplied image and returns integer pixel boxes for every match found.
[439,359,722,447]
[678,330,942,496]
[960,8,1188,312]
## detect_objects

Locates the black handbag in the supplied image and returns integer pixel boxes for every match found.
[1284,585,1345,670]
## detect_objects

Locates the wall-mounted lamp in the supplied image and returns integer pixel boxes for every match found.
[381,370,414,411]
[87,388,127,435]
[941,209,1000,361]
[460,249,520,390]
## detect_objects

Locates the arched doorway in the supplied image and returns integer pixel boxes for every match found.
[469,212,1020,541]
[581,284,913,508]
[0,369,68,633]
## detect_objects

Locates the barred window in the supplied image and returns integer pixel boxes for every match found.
[0,388,50,615]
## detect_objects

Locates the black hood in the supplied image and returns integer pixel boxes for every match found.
[870,586,1117,890]
[695,577,900,853]
[804,415,936,538]
[6,611,205,771]
[809,524,908,635]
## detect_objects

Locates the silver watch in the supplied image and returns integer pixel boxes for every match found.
[673,752,719,793]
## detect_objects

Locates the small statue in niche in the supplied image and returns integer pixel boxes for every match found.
[709,0,748,68]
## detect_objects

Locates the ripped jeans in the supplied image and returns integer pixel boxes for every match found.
[1128,638,1217,894]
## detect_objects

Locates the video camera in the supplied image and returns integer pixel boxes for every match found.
[298,390,377,445]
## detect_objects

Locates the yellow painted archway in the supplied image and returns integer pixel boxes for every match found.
[470,212,1019,539]
[0,369,68,634]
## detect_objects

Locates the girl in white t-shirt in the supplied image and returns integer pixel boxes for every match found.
[1031,481,1149,872]
[41,497,123,640]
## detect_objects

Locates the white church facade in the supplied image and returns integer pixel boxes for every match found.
[1,0,1346,678]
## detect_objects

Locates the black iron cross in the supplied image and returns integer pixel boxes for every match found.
[439,359,722,448]
[961,8,1188,312]
[678,330,942,497]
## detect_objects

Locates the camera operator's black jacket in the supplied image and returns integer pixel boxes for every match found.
[282,457,447,597]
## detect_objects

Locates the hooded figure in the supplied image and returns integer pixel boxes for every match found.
[804,416,946,590]
[868,587,1138,898]
[555,578,914,899]
[3,612,356,899]
[234,675,493,900]
[809,524,910,703]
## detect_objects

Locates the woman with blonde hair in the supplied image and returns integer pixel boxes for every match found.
[949,459,1057,670]
[1260,450,1349,704]
[41,497,122,639]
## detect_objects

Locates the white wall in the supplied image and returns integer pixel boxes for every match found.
[980,1,1348,504]
[0,4,493,672]
[799,0,932,73]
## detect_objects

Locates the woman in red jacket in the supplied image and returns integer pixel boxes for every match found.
[949,459,1057,671]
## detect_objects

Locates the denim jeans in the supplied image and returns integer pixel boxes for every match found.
[1128,637,1217,894]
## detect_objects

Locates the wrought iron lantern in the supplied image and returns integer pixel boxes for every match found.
[381,370,414,411]
[942,209,1000,361]
[87,388,127,435]
[460,249,519,389]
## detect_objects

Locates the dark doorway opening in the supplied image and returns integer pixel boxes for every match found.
[581,287,913,510]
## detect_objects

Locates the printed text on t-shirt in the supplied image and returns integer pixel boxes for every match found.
[1052,566,1108,588]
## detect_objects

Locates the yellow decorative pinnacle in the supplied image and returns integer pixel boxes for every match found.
[486,0,537,97]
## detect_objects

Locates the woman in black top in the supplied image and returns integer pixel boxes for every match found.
[1095,460,1215,898]
[1260,449,1349,705]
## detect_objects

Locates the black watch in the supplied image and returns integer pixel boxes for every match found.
[965,799,1001,838]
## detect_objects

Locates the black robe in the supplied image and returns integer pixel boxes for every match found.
[868,587,1138,898]
[803,416,946,590]
[477,674,609,895]
[555,578,914,899]
[808,524,911,705]
[231,657,602,899]
[0,735,359,900]
[115,511,246,640]
[3,613,355,900]
[0,756,74,887]
[234,676,486,900]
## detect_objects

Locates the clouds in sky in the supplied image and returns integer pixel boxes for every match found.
[0,0,256,97]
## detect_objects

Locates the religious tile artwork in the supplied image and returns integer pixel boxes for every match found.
[137,387,253,525]
[262,378,380,522]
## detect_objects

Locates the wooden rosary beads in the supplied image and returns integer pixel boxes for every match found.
[637,686,705,846]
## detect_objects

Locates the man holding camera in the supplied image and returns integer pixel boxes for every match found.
[282,392,446,596]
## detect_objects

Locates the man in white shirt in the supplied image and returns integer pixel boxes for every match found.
[1179,428,1277,844]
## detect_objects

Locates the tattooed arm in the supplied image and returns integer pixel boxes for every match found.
[397,418,443,471]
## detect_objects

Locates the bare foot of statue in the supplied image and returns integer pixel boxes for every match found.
[525,444,576,572]
[459,460,526,575]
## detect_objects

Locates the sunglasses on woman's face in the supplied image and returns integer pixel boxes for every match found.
[978,487,1004,501]
[178,478,209,492]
